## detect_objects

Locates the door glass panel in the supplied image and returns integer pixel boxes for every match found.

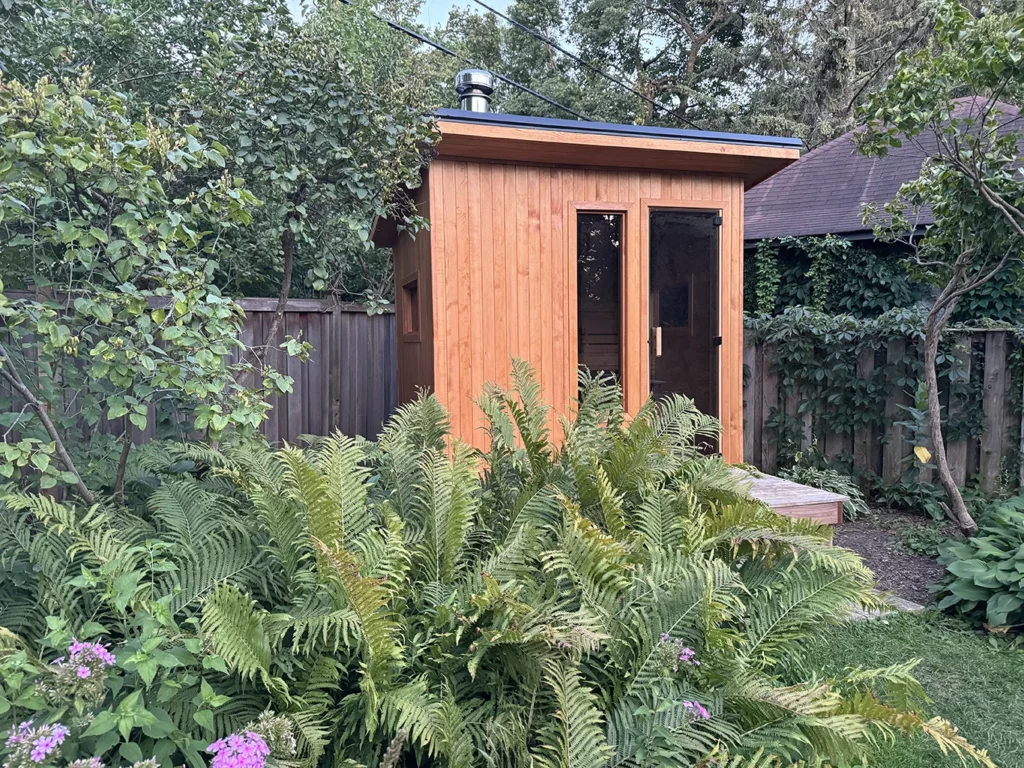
[649,210,719,426]
[577,213,622,382]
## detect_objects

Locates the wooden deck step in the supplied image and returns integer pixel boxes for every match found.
[731,469,846,525]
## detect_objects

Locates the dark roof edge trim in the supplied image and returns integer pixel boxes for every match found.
[435,108,804,150]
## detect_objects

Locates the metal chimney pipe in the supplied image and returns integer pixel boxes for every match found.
[455,69,494,112]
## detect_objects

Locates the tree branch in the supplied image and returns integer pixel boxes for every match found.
[0,343,96,504]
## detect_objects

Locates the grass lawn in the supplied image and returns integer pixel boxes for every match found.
[798,612,1024,767]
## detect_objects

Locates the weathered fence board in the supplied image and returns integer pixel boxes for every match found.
[981,331,1014,491]
[241,299,397,443]
[882,338,910,483]
[743,330,1022,490]
[760,343,778,472]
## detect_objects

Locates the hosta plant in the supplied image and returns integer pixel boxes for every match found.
[934,495,1024,629]
[0,363,992,767]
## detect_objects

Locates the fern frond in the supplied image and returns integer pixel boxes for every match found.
[280,435,371,554]
[541,498,632,610]
[201,584,275,686]
[532,659,613,768]
[413,443,478,585]
[313,540,401,734]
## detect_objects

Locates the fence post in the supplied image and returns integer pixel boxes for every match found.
[743,342,760,465]
[760,343,778,473]
[981,331,1013,492]
[853,347,874,473]
[882,338,909,483]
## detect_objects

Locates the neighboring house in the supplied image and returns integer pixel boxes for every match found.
[746,96,1021,243]
[743,97,1024,321]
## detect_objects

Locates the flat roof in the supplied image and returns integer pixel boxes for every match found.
[435,107,803,151]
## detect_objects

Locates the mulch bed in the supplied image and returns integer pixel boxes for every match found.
[833,512,959,605]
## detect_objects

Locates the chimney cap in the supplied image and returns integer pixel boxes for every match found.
[455,69,494,96]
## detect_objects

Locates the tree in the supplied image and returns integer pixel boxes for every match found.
[434,0,934,144]
[858,0,1024,532]
[0,73,292,502]
[2,0,437,308]
[175,0,435,350]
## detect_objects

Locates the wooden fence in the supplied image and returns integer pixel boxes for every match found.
[236,299,397,442]
[743,330,1023,491]
[2,296,397,446]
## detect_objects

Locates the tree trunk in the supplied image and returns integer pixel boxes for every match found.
[923,303,977,534]
[113,424,133,505]
[263,225,296,354]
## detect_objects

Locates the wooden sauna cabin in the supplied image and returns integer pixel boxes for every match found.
[373,75,801,461]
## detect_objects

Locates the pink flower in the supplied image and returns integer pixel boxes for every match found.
[76,667,92,679]
[207,731,270,768]
[683,700,711,721]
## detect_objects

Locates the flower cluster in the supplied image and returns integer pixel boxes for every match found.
[683,700,711,722]
[67,759,105,768]
[37,640,116,706]
[246,713,295,760]
[656,633,701,673]
[3,722,70,768]
[207,732,270,768]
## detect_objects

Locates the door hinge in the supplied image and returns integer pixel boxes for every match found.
[713,336,723,346]
[712,214,723,227]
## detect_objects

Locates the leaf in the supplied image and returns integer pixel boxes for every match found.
[83,711,119,736]
[914,445,932,464]
[193,710,215,731]
[120,742,144,763]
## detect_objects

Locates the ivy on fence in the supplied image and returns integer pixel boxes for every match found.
[744,306,1024,501]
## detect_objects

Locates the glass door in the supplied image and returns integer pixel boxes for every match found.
[648,209,720,425]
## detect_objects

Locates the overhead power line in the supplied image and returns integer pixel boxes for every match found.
[339,0,591,121]
[470,0,702,130]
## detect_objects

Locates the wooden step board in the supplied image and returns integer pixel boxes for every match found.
[731,469,846,525]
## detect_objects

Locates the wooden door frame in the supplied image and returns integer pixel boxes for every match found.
[639,199,724,424]
[567,201,639,411]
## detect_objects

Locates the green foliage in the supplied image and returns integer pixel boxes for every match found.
[778,450,870,520]
[746,307,989,470]
[934,496,1024,630]
[2,0,436,304]
[857,0,1024,320]
[436,0,931,145]
[179,0,437,301]
[745,237,927,319]
[0,73,304,496]
[898,521,952,557]
[0,364,995,766]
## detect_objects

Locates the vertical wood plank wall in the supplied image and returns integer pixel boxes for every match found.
[412,159,746,460]
[393,182,435,404]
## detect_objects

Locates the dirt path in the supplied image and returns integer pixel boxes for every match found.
[833,513,956,605]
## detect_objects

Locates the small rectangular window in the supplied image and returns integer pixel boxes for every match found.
[577,213,622,380]
[401,277,420,338]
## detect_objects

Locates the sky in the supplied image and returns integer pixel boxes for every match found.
[417,0,510,27]
[286,0,511,27]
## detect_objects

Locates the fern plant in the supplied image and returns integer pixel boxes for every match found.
[0,363,993,768]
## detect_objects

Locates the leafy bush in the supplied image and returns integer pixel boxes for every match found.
[1,364,992,767]
[934,496,1024,629]
[899,521,953,557]
[778,450,870,520]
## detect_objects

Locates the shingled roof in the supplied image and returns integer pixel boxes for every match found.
[745,97,1022,241]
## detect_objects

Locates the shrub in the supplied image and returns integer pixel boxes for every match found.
[778,450,870,520]
[0,364,992,767]
[934,496,1024,629]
